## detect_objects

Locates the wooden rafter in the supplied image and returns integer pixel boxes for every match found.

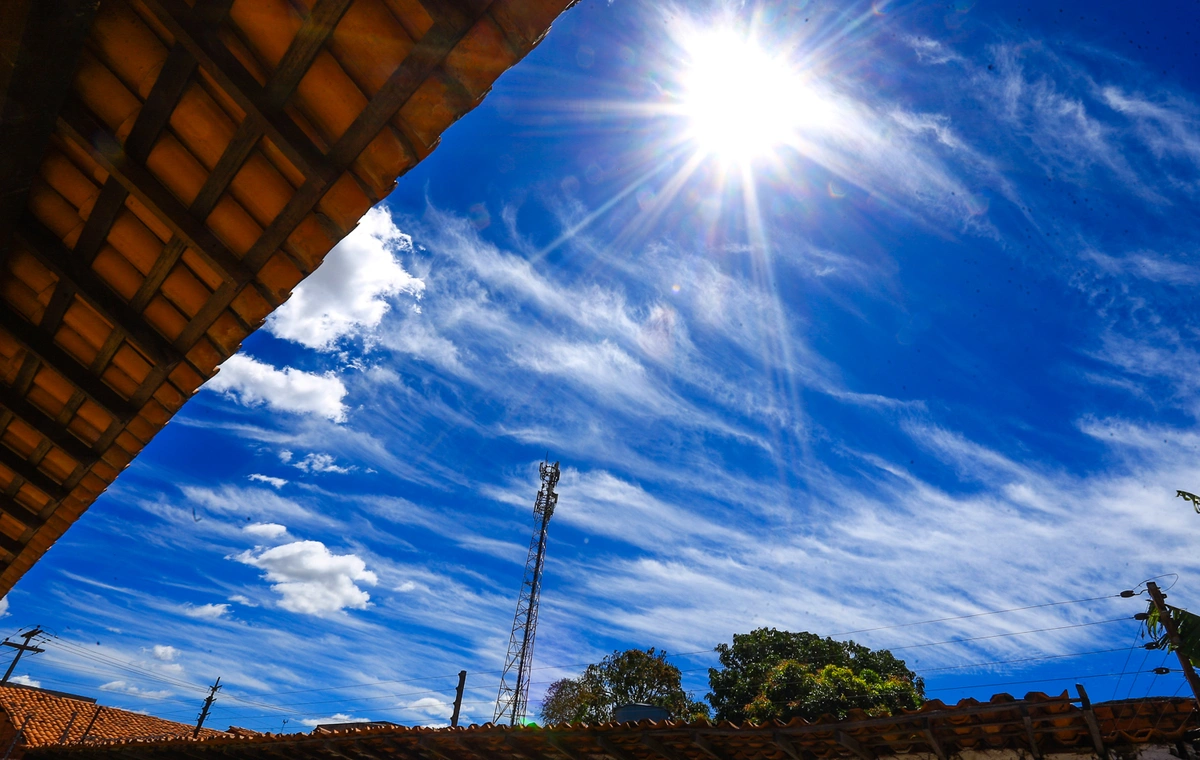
[0,443,69,503]
[15,220,181,368]
[0,384,98,466]
[57,98,253,287]
[0,493,45,531]
[71,42,197,266]
[0,530,25,557]
[139,0,332,177]
[0,0,100,256]
[0,303,138,423]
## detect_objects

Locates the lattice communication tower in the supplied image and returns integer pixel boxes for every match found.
[494,459,560,726]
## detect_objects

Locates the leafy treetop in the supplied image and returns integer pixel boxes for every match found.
[540,648,710,725]
[707,628,924,723]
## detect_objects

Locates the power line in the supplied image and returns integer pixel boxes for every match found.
[889,617,1132,651]
[829,594,1123,637]
[925,670,1163,693]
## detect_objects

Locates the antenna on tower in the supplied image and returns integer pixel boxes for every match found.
[494,459,560,726]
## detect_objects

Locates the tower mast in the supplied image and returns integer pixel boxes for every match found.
[494,459,560,726]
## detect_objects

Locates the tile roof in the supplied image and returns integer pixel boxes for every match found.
[26,693,1200,760]
[0,0,576,595]
[0,683,226,750]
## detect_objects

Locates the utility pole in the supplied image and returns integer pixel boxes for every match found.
[1146,582,1200,710]
[193,677,221,738]
[2,628,44,683]
[451,671,466,727]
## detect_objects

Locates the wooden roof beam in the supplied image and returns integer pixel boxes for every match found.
[57,98,254,287]
[0,383,98,466]
[164,0,489,353]
[0,493,45,531]
[688,733,726,760]
[263,0,357,107]
[921,725,946,760]
[0,529,24,558]
[16,220,182,368]
[138,0,333,177]
[240,0,493,276]
[1076,684,1109,760]
[72,43,197,267]
[0,443,69,502]
[595,736,638,760]
[0,303,138,423]
[835,732,873,760]
[0,0,100,258]
[772,733,804,760]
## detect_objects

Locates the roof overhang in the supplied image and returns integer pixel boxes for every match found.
[0,0,573,595]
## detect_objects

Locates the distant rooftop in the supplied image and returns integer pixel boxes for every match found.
[0,682,227,751]
[24,692,1200,760]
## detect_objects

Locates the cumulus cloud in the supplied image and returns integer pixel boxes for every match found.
[206,354,347,422]
[400,696,452,723]
[0,597,7,617]
[229,594,258,607]
[9,675,39,688]
[290,453,354,474]
[248,474,288,488]
[244,522,289,540]
[268,207,424,350]
[150,645,177,661]
[181,603,230,620]
[234,540,378,616]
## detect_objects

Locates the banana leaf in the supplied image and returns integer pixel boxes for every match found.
[1145,602,1200,667]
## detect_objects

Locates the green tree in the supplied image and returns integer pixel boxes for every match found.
[540,648,710,725]
[708,628,924,723]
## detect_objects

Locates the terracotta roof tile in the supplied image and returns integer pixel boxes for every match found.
[0,0,577,591]
[0,684,226,750]
[24,693,1200,760]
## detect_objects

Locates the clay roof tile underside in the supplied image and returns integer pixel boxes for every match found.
[0,0,575,593]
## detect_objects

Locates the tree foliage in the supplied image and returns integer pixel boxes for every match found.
[707,628,924,723]
[540,648,710,725]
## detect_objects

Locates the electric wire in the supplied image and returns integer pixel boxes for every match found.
[828,594,1123,637]
[14,591,1145,727]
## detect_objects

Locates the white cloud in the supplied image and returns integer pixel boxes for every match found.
[234,541,378,616]
[291,453,354,474]
[400,696,452,722]
[181,603,230,620]
[299,713,367,727]
[99,680,171,699]
[150,645,178,661]
[268,207,424,350]
[206,354,347,422]
[229,594,258,607]
[906,36,963,65]
[248,474,288,488]
[244,522,289,540]
[0,597,8,617]
[183,484,333,528]
[9,675,39,688]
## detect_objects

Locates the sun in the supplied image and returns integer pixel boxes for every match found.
[678,29,811,164]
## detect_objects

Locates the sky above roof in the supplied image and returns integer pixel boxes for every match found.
[6,0,1200,734]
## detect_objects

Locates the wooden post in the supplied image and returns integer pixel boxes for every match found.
[1146,582,1200,711]
[451,670,466,728]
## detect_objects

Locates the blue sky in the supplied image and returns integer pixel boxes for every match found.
[6,0,1200,733]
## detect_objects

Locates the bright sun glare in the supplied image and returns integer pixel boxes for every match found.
[680,29,810,164]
